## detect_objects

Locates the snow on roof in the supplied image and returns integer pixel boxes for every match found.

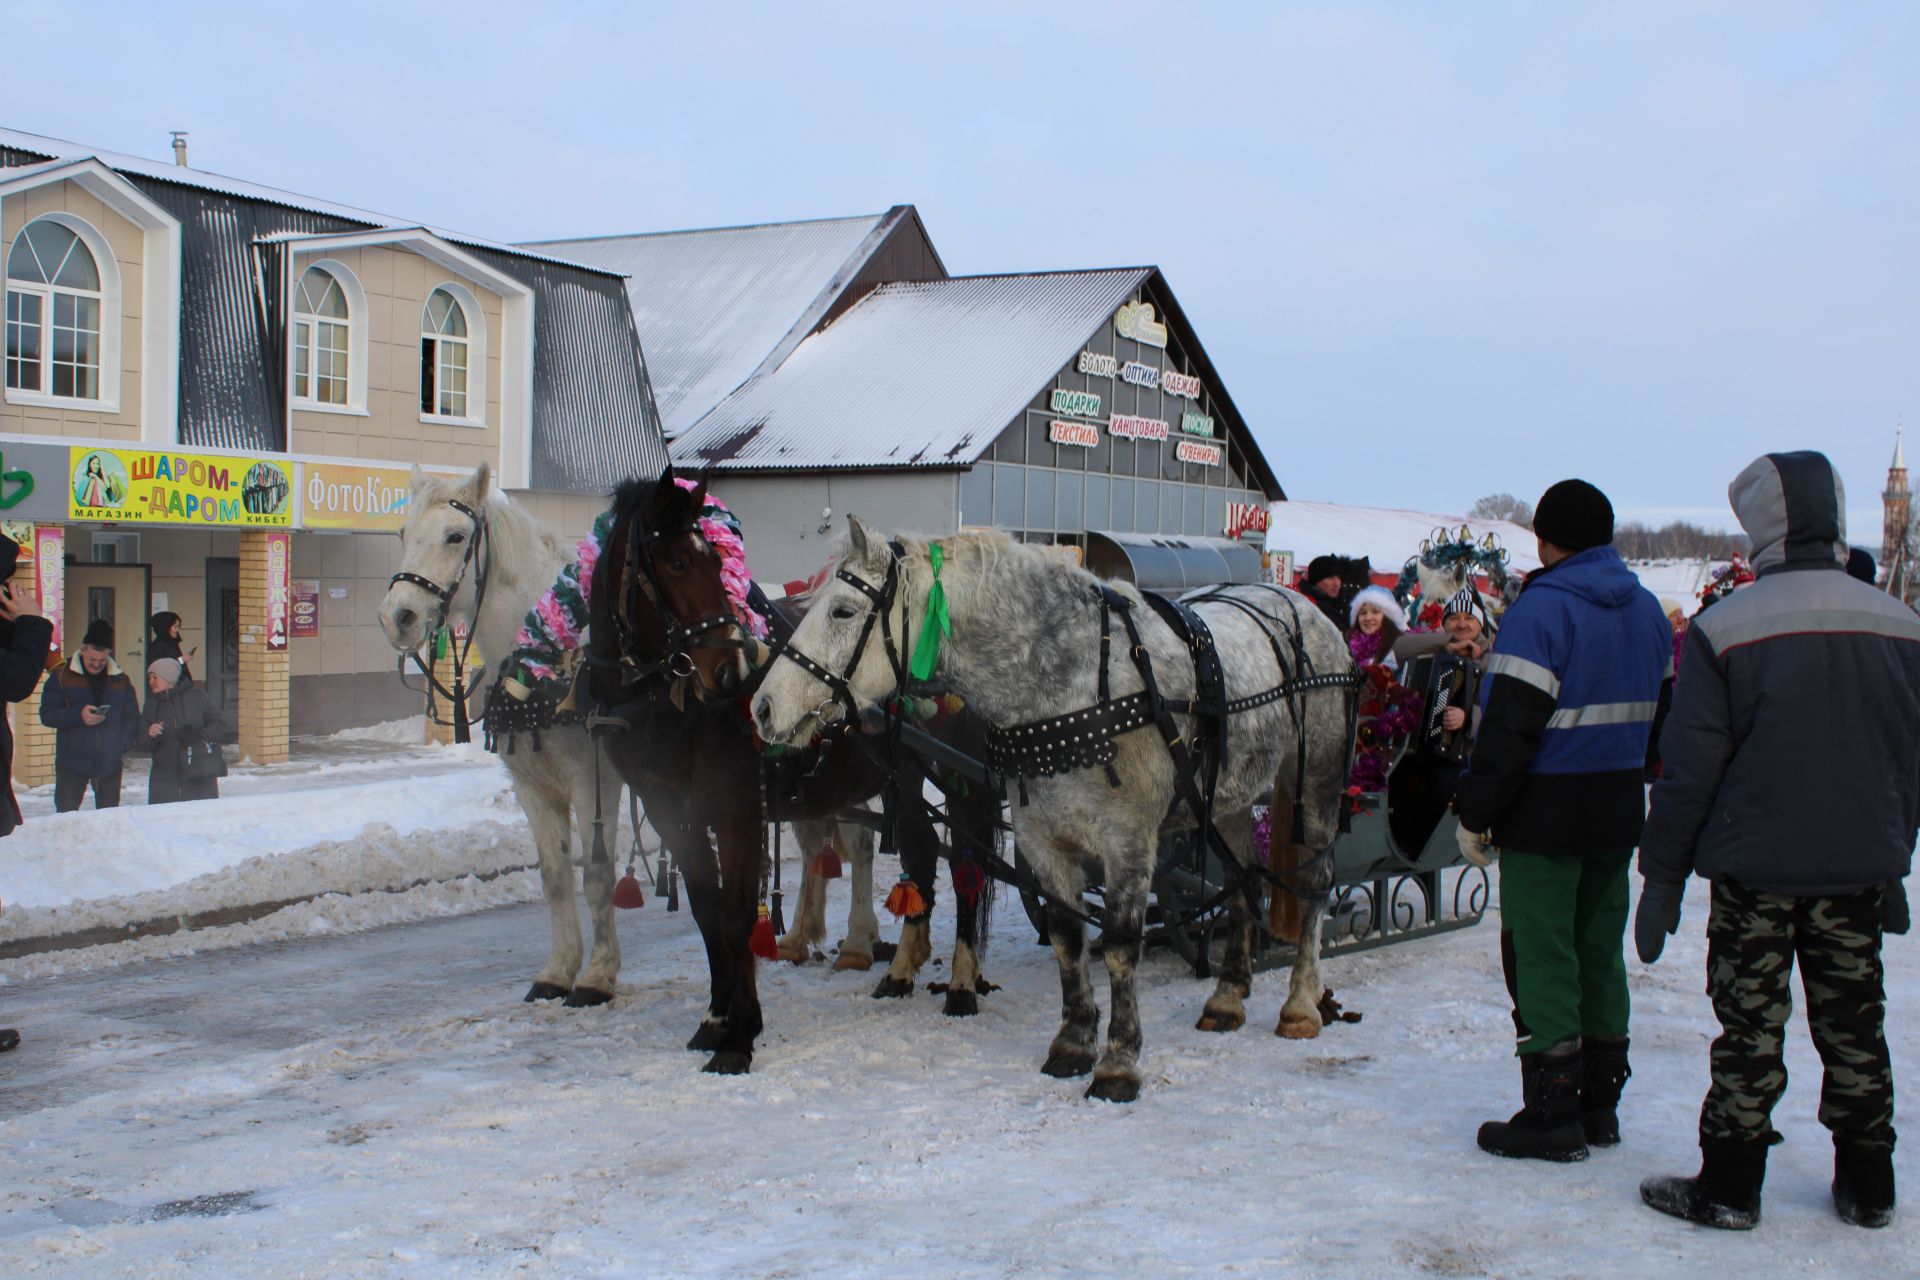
[1266,499,1542,577]
[531,213,895,437]
[1627,559,1719,606]
[0,126,610,273]
[671,269,1152,472]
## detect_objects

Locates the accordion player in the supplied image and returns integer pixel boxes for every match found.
[1404,651,1483,765]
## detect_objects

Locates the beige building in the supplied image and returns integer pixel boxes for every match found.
[2,127,665,786]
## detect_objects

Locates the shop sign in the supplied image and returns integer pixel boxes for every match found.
[68,447,293,527]
[33,525,63,653]
[1108,414,1169,442]
[1226,501,1270,539]
[1114,301,1169,348]
[1175,439,1222,467]
[1049,388,1102,418]
[1269,550,1294,587]
[265,532,291,652]
[1120,361,1160,389]
[1162,371,1204,401]
[0,450,35,510]
[0,442,81,522]
[301,462,414,531]
[1076,351,1117,379]
[1180,412,1215,438]
[291,578,320,639]
[1048,420,1100,449]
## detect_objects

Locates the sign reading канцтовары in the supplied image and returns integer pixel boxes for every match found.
[68,447,292,527]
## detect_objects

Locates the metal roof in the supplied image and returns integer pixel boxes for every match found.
[672,269,1152,472]
[0,128,613,274]
[530,213,898,437]
[1085,532,1265,592]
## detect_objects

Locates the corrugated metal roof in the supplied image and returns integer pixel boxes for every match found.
[530,214,894,437]
[672,269,1151,472]
[0,128,613,274]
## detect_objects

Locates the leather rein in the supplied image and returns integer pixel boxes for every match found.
[391,496,491,744]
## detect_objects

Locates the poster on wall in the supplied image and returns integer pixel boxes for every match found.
[265,532,291,651]
[33,525,63,654]
[291,579,320,639]
[69,447,293,527]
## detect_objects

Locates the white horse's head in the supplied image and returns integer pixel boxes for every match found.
[379,462,492,654]
[752,514,918,745]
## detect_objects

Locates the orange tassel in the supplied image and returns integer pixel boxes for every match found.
[811,846,843,879]
[749,906,778,959]
[613,868,646,909]
[884,876,928,919]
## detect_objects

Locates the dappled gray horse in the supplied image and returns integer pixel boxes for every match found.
[753,519,1354,1101]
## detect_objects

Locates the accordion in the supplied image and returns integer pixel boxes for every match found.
[1403,652,1482,766]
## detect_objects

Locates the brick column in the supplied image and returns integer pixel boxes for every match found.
[10,526,63,789]
[237,531,290,765]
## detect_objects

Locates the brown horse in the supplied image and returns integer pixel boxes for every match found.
[585,472,999,1074]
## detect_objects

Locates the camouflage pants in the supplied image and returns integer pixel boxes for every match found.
[1701,878,1895,1150]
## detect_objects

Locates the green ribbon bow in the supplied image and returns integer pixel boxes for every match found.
[909,544,951,681]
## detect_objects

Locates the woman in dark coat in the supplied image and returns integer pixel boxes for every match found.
[0,534,52,1055]
[140,657,228,804]
[148,611,194,685]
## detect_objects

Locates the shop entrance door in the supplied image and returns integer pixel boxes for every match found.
[205,557,240,735]
[65,562,152,694]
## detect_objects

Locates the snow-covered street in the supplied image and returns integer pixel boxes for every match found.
[0,866,1913,1277]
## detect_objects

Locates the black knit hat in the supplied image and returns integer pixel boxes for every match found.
[1305,554,1343,583]
[82,618,113,649]
[1848,547,1877,584]
[1533,479,1614,552]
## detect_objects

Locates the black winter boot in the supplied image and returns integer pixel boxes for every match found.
[1833,1139,1895,1228]
[0,1027,17,1053]
[1582,1036,1630,1147]
[1640,1138,1769,1230]
[1477,1040,1589,1162]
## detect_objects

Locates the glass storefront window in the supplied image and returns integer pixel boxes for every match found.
[994,466,1026,529]
[1057,471,1082,531]
[1027,416,1055,470]
[1205,488,1226,537]
[1184,484,1204,535]
[1111,477,1134,533]
[1027,467,1055,529]
[996,421,1026,465]
[1135,480,1159,533]
[1086,474,1109,529]
[1089,428,1111,475]
[960,464,993,526]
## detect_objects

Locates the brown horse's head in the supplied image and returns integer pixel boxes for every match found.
[593,469,752,702]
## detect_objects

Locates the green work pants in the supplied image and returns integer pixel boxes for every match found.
[1498,848,1633,1055]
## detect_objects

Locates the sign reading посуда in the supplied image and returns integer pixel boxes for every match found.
[68,447,292,527]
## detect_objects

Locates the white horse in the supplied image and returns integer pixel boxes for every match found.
[752,520,1354,1101]
[378,462,628,1006]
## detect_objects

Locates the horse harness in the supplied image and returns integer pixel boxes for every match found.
[390,496,491,744]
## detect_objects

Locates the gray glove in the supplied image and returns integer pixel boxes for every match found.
[1882,880,1910,936]
[1455,822,1496,868]
[1635,879,1686,963]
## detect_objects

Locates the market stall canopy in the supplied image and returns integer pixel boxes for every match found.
[1086,531,1263,592]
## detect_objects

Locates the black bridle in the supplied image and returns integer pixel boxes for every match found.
[391,496,490,744]
[768,543,909,737]
[605,500,756,691]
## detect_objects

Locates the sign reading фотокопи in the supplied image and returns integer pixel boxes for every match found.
[68,447,293,527]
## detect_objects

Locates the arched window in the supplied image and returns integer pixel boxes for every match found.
[293,265,350,406]
[5,218,102,399]
[420,287,469,419]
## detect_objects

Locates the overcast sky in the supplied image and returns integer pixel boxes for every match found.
[9,1,1911,542]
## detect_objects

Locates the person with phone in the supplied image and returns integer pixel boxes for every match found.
[0,533,53,1054]
[39,618,139,811]
[148,611,194,685]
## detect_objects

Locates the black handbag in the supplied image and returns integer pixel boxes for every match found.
[181,728,228,781]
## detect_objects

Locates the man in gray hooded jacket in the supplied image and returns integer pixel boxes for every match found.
[1635,451,1920,1231]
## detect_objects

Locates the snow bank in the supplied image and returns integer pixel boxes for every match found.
[324,716,429,744]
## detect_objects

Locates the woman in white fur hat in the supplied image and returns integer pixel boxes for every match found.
[1347,584,1410,672]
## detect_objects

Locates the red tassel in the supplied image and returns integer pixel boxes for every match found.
[811,846,843,879]
[953,860,987,904]
[749,906,778,959]
[613,868,646,909]
[884,877,928,919]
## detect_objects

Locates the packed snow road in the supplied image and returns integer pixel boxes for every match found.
[0,880,1914,1277]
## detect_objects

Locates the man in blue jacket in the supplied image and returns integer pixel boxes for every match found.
[1636,452,1918,1230]
[39,618,140,811]
[1455,479,1672,1162]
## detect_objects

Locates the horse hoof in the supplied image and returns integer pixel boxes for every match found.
[701,1050,752,1076]
[942,988,979,1018]
[687,1021,727,1052]
[1041,1049,1095,1079]
[524,981,570,1003]
[871,940,898,962]
[871,976,914,999]
[1195,1009,1245,1033]
[775,943,811,965]
[1276,1013,1322,1040]
[564,986,614,1008]
[1085,1074,1141,1103]
[833,951,873,972]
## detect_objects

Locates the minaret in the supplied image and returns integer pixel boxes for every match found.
[1885,429,1910,592]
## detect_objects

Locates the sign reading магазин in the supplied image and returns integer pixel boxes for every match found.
[69,447,292,527]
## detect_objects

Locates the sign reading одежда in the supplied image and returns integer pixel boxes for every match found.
[265,532,291,651]
[68,447,292,527]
